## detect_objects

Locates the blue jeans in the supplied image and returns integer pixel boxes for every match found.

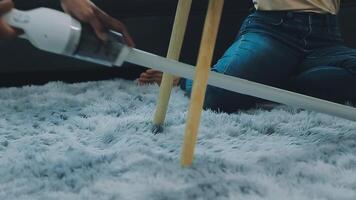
[184,11,356,113]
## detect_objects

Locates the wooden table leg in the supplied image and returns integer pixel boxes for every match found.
[181,0,224,167]
[152,0,193,133]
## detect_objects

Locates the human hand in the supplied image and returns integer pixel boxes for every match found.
[0,0,18,39]
[60,0,134,46]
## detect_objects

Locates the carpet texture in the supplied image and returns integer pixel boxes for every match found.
[0,80,355,200]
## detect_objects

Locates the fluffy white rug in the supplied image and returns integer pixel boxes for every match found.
[0,80,355,200]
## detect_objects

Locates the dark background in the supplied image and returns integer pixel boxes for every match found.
[0,0,356,87]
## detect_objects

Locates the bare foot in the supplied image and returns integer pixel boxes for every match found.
[138,69,180,86]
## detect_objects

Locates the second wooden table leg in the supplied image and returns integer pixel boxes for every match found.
[181,0,225,167]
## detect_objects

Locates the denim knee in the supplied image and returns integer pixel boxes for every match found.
[203,86,262,113]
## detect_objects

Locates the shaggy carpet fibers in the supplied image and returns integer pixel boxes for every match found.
[0,80,355,200]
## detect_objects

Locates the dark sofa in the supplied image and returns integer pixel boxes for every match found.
[0,0,355,86]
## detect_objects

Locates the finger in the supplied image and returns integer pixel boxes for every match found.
[140,72,152,77]
[60,1,70,14]
[97,13,134,47]
[144,71,163,81]
[0,0,13,16]
[93,7,135,47]
[0,19,17,39]
[140,72,162,79]
[89,17,107,41]
[140,73,148,77]
[139,76,162,84]
[139,73,151,79]
[146,69,162,74]
[139,76,155,82]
